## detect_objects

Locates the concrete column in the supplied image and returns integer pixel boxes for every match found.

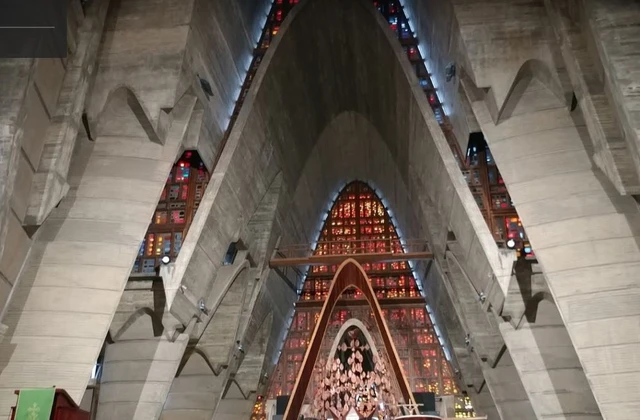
[468,73,640,419]
[96,335,189,420]
[471,386,501,420]
[482,351,538,420]
[25,0,111,225]
[0,90,196,414]
[499,265,602,420]
[160,349,227,420]
[444,2,640,417]
[0,59,33,301]
[501,299,602,420]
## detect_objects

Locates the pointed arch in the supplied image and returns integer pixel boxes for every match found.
[498,59,566,122]
[270,180,460,402]
[284,258,415,420]
[176,346,223,378]
[326,318,380,367]
[111,307,167,342]
[95,85,161,143]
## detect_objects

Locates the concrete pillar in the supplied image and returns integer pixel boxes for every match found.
[482,351,538,420]
[0,59,33,265]
[160,349,227,420]
[96,335,189,420]
[0,89,196,414]
[499,265,602,420]
[468,69,640,420]
[214,398,255,420]
[471,386,501,420]
[25,0,111,225]
[501,299,602,420]
[448,1,640,416]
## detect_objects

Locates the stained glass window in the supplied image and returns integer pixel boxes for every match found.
[266,182,460,408]
[465,137,534,259]
[131,151,210,274]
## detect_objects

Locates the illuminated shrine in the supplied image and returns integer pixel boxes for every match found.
[255,182,472,419]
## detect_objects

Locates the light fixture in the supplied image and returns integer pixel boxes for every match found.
[161,255,171,265]
[197,73,214,100]
[464,334,471,346]
[236,340,245,353]
[198,298,209,315]
[478,291,486,303]
[445,62,456,82]
[506,238,516,249]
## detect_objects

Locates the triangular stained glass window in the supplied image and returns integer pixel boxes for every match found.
[266,182,461,402]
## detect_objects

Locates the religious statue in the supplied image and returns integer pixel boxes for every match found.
[312,327,400,419]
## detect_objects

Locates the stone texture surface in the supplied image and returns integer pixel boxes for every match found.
[0,59,34,287]
[483,351,538,420]
[501,298,602,420]
[0,87,196,414]
[97,336,189,420]
[96,278,189,420]
[584,0,640,188]
[0,0,638,418]
[25,0,112,225]
[452,2,640,417]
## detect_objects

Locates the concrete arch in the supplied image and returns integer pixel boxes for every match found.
[160,349,222,420]
[176,347,222,378]
[111,307,167,342]
[284,111,422,249]
[175,0,514,315]
[94,85,161,144]
[499,59,566,122]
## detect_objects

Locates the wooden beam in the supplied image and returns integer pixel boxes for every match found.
[295,297,426,308]
[269,251,433,267]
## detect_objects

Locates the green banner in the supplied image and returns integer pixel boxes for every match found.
[15,388,55,420]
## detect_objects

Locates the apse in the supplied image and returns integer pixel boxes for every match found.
[260,181,468,418]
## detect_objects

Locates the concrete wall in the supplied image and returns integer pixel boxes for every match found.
[0,0,638,418]
[97,279,189,420]
[0,0,271,413]
[501,297,602,420]
[0,86,196,415]
[450,1,640,417]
